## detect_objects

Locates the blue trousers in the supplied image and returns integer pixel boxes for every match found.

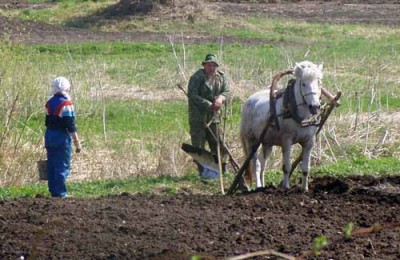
[45,130,72,198]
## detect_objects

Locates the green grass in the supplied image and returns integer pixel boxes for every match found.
[6,37,400,109]
[314,156,400,177]
[19,0,112,26]
[24,99,189,150]
[0,173,221,200]
[31,42,170,56]
[1,155,399,200]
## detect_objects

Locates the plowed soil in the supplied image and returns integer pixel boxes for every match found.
[1,1,400,259]
[1,176,400,259]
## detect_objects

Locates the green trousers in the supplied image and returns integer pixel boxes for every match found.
[189,121,228,164]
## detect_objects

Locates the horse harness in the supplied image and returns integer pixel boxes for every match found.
[271,79,322,130]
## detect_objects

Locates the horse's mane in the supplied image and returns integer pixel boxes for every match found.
[294,61,323,81]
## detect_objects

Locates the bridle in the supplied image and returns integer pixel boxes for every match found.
[274,77,322,128]
[268,68,322,130]
[297,79,322,111]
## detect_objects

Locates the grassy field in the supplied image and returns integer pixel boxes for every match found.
[1,0,400,198]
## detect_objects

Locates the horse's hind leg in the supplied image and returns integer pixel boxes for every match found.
[257,145,272,188]
[240,135,257,191]
[241,148,260,191]
[281,142,292,190]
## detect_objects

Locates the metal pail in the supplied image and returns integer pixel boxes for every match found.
[37,160,48,181]
[200,166,220,179]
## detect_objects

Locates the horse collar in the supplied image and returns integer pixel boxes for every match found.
[282,79,305,124]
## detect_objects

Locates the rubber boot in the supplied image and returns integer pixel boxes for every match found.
[222,163,228,175]
[195,161,204,176]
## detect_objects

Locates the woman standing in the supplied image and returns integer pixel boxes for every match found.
[45,77,81,198]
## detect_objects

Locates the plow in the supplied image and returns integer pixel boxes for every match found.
[180,68,342,195]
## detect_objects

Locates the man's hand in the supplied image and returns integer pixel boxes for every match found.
[212,96,225,111]
[74,141,82,153]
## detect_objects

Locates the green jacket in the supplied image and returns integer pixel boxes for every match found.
[188,69,230,125]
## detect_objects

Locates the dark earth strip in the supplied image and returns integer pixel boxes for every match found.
[1,0,400,45]
[0,175,399,259]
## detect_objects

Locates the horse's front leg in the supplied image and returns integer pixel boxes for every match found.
[300,141,314,192]
[281,142,292,190]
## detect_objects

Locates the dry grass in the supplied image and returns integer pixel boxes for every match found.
[1,1,400,188]
[67,131,193,182]
[1,56,399,187]
[2,107,399,187]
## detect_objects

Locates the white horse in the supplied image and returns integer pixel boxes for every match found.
[240,61,323,192]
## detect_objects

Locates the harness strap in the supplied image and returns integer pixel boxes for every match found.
[282,79,304,124]
[269,69,294,131]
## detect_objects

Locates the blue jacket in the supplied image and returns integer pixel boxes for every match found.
[45,93,77,133]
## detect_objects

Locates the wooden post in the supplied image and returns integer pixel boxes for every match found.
[216,124,225,195]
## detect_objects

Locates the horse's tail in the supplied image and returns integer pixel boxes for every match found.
[239,123,253,189]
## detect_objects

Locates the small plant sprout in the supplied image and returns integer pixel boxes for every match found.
[344,222,354,240]
[372,222,383,233]
[313,235,328,257]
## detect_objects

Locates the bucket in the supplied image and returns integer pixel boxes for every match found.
[37,160,48,181]
[200,166,220,179]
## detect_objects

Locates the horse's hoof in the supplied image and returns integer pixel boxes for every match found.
[301,184,309,193]
[278,186,290,193]
[254,187,266,193]
[238,186,250,194]
[279,183,290,190]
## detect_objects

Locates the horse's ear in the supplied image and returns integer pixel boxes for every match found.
[294,62,301,75]
[295,62,305,69]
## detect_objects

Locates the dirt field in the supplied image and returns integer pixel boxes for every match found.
[1,176,399,259]
[1,1,400,259]
[1,0,400,45]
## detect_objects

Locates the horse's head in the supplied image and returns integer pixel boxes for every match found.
[294,61,323,115]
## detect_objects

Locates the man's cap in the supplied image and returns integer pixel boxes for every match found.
[201,54,219,67]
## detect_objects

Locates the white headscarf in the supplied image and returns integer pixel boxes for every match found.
[51,76,71,100]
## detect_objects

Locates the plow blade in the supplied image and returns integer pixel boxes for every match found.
[181,143,220,179]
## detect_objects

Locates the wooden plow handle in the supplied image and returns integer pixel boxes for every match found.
[316,91,342,136]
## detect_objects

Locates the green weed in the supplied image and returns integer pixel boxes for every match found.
[344,222,354,241]
[313,235,328,257]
